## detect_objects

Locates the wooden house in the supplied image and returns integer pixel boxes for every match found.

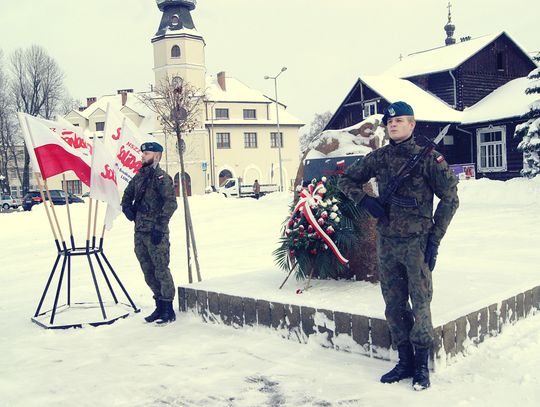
[326,31,537,180]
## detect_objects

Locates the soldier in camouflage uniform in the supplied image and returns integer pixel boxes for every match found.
[338,101,459,390]
[122,141,178,324]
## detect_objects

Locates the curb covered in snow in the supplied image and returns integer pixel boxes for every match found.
[178,285,540,369]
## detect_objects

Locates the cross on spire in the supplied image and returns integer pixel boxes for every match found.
[447,1,453,22]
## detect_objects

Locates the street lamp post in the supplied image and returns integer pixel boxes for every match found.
[265,66,287,192]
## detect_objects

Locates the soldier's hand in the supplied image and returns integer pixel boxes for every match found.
[424,239,439,271]
[151,229,164,245]
[122,205,135,222]
[360,196,385,218]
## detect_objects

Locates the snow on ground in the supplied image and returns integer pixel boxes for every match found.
[1,178,540,406]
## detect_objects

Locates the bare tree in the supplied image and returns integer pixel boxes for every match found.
[9,45,67,194]
[139,75,205,283]
[59,96,82,116]
[0,50,22,194]
[300,111,334,153]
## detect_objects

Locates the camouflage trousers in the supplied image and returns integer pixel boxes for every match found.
[378,234,433,348]
[134,231,175,301]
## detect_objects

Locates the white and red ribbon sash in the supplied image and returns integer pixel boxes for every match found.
[288,182,348,265]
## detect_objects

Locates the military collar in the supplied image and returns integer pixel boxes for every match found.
[389,135,416,153]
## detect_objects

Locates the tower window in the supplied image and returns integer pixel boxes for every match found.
[171,15,180,26]
[171,45,181,58]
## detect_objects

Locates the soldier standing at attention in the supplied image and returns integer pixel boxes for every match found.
[338,101,459,390]
[122,142,178,324]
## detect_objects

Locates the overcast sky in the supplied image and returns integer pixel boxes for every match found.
[0,0,538,124]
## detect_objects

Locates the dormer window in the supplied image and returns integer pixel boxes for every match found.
[171,15,180,27]
[171,45,181,58]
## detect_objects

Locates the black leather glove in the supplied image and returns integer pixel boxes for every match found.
[360,195,385,219]
[424,239,439,271]
[151,228,164,245]
[122,205,135,222]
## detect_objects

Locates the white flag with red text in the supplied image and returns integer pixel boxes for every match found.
[18,113,92,185]
[103,119,152,228]
[103,103,125,154]
[90,138,121,230]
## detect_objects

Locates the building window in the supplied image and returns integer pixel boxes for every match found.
[270,132,283,148]
[244,132,257,148]
[171,45,181,58]
[216,133,231,149]
[477,126,507,172]
[171,15,180,27]
[363,101,377,118]
[215,108,229,119]
[95,122,105,131]
[243,109,256,119]
[62,180,82,195]
[496,51,505,71]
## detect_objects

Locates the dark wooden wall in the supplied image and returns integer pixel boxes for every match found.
[457,34,536,109]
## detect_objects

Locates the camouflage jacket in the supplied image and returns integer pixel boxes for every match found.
[338,136,459,245]
[121,164,178,233]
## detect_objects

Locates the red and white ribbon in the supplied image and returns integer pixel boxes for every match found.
[288,182,349,265]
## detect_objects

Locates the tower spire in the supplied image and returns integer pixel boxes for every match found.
[444,1,456,46]
[154,0,198,39]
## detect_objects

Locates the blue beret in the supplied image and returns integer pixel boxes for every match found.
[382,101,414,125]
[141,142,163,152]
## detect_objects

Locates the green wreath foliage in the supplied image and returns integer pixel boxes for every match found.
[273,176,364,280]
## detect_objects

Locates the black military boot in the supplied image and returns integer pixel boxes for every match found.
[156,300,176,324]
[412,347,431,391]
[380,342,415,383]
[144,298,162,323]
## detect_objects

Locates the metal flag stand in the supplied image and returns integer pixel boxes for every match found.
[31,174,140,329]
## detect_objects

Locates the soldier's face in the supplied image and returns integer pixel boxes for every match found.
[387,116,415,143]
[142,151,156,166]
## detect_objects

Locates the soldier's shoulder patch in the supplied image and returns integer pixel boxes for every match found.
[435,154,445,164]
[158,174,165,184]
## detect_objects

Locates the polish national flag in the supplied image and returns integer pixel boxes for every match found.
[18,113,92,186]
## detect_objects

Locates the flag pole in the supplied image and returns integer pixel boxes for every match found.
[61,174,76,249]
[43,179,67,252]
[86,198,93,250]
[92,200,99,248]
[34,173,61,252]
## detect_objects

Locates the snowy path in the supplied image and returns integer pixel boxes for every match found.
[1,310,539,406]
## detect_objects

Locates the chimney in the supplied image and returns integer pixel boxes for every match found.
[117,89,133,106]
[86,97,96,107]
[217,71,226,91]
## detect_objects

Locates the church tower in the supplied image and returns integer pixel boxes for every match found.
[152,0,206,90]
[151,0,208,196]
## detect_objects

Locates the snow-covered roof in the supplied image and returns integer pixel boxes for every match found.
[73,92,157,134]
[360,75,462,123]
[205,75,304,126]
[206,76,270,103]
[384,32,510,78]
[462,77,539,124]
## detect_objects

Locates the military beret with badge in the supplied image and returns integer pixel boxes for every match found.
[382,101,415,125]
[141,141,163,152]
